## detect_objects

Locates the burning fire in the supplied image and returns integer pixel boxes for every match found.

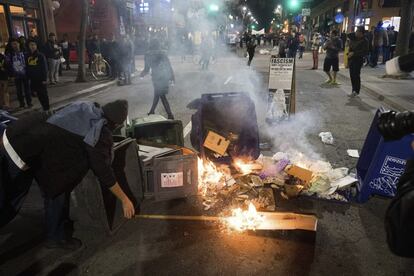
[226,203,263,231]
[198,158,225,196]
[233,158,262,175]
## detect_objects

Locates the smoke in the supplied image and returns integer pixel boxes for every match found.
[263,111,324,161]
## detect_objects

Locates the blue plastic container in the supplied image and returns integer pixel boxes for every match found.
[357,109,414,202]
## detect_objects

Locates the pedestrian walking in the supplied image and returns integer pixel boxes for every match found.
[44,33,61,84]
[140,39,175,120]
[118,36,134,85]
[348,27,369,97]
[278,35,287,58]
[287,31,299,58]
[246,40,257,66]
[200,37,212,70]
[388,26,398,59]
[322,29,342,85]
[298,33,306,59]
[26,39,50,111]
[7,38,32,108]
[0,100,135,250]
[311,30,322,69]
[365,27,374,66]
[0,53,10,110]
[60,34,71,70]
[371,21,388,67]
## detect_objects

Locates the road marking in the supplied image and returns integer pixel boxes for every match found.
[183,121,192,138]
[75,80,117,95]
[224,76,233,85]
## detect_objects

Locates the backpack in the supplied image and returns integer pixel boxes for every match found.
[385,162,414,258]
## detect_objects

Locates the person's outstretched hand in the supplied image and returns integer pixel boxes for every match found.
[122,198,135,219]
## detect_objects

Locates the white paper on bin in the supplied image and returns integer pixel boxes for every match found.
[161,172,184,188]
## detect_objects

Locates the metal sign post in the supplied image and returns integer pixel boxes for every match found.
[267,56,296,123]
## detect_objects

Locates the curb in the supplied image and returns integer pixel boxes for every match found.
[336,71,406,112]
[12,79,117,117]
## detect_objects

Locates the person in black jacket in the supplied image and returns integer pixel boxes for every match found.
[0,100,135,250]
[246,40,257,66]
[26,39,50,111]
[43,33,62,84]
[140,39,175,119]
[348,27,369,97]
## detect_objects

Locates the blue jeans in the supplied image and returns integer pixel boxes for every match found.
[370,46,380,66]
[0,148,70,241]
[382,46,390,63]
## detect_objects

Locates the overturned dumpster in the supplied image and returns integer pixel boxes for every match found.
[189,92,260,163]
[72,137,144,235]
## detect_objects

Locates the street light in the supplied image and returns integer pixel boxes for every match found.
[277,5,281,9]
[247,11,251,16]
[242,6,247,11]
[209,4,219,12]
[289,0,299,9]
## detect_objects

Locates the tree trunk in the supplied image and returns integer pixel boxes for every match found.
[76,0,89,82]
[395,0,414,57]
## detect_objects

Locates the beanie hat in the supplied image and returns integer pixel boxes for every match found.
[102,100,128,124]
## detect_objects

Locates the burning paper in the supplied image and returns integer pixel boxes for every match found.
[225,203,264,231]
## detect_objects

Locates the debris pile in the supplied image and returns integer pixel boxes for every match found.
[197,149,358,213]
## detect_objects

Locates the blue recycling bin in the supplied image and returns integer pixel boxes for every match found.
[0,110,17,135]
[357,109,414,202]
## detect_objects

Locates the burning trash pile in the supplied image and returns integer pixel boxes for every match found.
[198,149,358,216]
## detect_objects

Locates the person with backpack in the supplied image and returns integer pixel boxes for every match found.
[0,100,135,250]
[140,39,175,120]
[7,38,32,108]
[26,39,50,111]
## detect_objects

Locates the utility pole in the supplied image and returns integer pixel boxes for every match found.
[76,0,89,82]
[395,0,414,56]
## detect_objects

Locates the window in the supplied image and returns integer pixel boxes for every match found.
[25,8,39,18]
[12,19,25,37]
[0,5,9,53]
[10,5,25,16]
[139,2,149,14]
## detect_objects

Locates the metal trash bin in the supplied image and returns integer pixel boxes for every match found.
[72,137,144,235]
[189,92,260,163]
[126,114,184,147]
[139,145,198,201]
[357,109,414,202]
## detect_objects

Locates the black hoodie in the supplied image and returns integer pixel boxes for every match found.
[26,51,48,81]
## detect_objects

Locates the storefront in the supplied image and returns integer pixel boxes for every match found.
[0,0,45,53]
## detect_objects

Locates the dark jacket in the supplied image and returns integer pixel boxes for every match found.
[26,51,48,81]
[0,54,8,81]
[7,51,27,78]
[141,50,175,93]
[247,42,256,56]
[5,112,116,198]
[287,34,299,51]
[348,36,369,59]
[43,40,61,59]
[385,159,414,258]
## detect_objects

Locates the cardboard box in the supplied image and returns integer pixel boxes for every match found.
[286,165,313,184]
[203,131,230,156]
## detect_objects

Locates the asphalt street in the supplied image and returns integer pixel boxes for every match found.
[1,52,414,276]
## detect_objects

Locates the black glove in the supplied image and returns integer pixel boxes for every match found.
[378,110,414,141]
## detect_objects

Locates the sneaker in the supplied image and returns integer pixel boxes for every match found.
[45,237,83,251]
[324,79,332,84]
[348,91,359,97]
[331,80,341,85]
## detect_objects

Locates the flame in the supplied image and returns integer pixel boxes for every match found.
[198,157,226,196]
[226,203,263,231]
[233,158,258,175]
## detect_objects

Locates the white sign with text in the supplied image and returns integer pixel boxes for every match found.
[269,58,294,90]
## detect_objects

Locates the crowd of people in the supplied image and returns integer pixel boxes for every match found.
[0,32,137,112]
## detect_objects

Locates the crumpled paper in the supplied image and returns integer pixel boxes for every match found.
[319,132,334,145]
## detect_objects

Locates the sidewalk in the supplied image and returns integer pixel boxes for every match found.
[8,58,145,117]
[243,47,414,112]
[335,54,414,111]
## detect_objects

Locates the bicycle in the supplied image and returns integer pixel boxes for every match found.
[90,53,112,81]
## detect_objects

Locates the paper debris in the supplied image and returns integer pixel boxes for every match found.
[347,149,360,158]
[331,175,358,190]
[203,131,230,156]
[319,132,334,145]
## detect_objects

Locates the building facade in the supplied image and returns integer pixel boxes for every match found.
[0,0,56,52]
[310,0,402,34]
